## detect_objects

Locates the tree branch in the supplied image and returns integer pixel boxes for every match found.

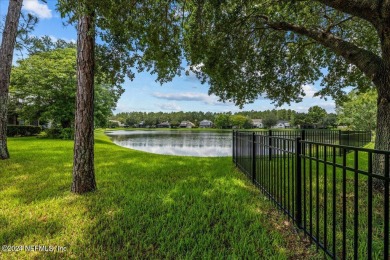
[260,16,382,81]
[313,0,379,23]
[325,16,354,32]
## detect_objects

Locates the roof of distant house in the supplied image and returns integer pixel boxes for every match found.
[200,120,213,124]
[252,119,263,123]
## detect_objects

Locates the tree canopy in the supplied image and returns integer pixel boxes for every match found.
[336,90,377,131]
[262,114,278,129]
[58,0,184,87]
[183,1,378,106]
[10,47,121,129]
[307,105,327,125]
[214,114,231,129]
[182,1,390,185]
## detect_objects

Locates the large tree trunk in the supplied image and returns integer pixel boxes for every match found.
[0,0,23,160]
[372,24,390,190]
[373,78,390,190]
[71,12,96,194]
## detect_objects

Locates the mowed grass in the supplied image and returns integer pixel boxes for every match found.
[238,141,386,259]
[0,130,318,259]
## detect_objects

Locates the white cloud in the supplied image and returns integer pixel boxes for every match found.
[301,84,317,98]
[23,0,52,19]
[158,103,182,111]
[182,63,204,82]
[291,106,310,113]
[48,35,57,42]
[48,35,76,44]
[282,100,336,113]
[152,92,232,106]
[315,101,336,112]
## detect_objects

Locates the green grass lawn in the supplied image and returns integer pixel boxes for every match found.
[0,130,318,259]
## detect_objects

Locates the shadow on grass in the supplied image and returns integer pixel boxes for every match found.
[0,217,64,245]
[0,134,318,259]
[79,150,314,258]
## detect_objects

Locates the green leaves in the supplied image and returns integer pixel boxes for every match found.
[230,115,250,129]
[214,114,231,129]
[9,46,121,128]
[336,90,377,131]
[183,1,379,107]
[307,105,327,125]
[262,115,277,129]
[57,0,184,85]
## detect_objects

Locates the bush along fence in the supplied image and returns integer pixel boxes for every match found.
[7,125,42,137]
[232,130,389,259]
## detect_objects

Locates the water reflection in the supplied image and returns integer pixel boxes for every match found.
[105,130,232,157]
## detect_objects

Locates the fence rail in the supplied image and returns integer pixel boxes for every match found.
[255,129,371,147]
[233,130,389,259]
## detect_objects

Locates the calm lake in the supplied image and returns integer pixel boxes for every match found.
[105,130,232,157]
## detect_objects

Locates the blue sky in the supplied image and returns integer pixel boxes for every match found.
[1,0,336,114]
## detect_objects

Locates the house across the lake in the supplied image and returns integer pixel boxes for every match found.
[109,120,125,127]
[199,120,213,128]
[179,121,195,128]
[137,121,145,128]
[157,121,171,128]
[273,120,291,129]
[252,119,263,128]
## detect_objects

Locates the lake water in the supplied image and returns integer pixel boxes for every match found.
[105,130,232,157]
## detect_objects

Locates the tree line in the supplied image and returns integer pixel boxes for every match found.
[111,106,339,129]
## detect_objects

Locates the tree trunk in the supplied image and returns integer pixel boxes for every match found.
[71,12,96,194]
[0,0,23,160]
[373,79,390,190]
[372,24,390,190]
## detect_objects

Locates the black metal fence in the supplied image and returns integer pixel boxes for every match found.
[233,131,389,259]
[255,129,371,147]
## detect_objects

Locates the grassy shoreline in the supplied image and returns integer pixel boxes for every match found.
[0,131,318,259]
[103,127,235,132]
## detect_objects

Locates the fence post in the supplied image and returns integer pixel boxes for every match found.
[295,137,303,228]
[234,131,238,167]
[268,129,272,161]
[232,130,235,163]
[301,129,306,140]
[252,132,256,183]
[339,130,342,156]
[301,129,306,152]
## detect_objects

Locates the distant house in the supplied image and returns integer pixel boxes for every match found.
[179,121,195,128]
[252,119,263,128]
[157,121,170,128]
[138,121,145,128]
[199,120,213,128]
[109,120,125,127]
[273,120,291,129]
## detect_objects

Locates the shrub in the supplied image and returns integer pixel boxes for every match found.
[7,125,42,137]
[44,128,74,140]
[108,121,120,128]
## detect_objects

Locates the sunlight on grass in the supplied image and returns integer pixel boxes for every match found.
[0,130,319,259]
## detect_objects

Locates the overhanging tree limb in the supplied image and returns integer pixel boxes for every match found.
[313,0,380,23]
[259,16,382,82]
